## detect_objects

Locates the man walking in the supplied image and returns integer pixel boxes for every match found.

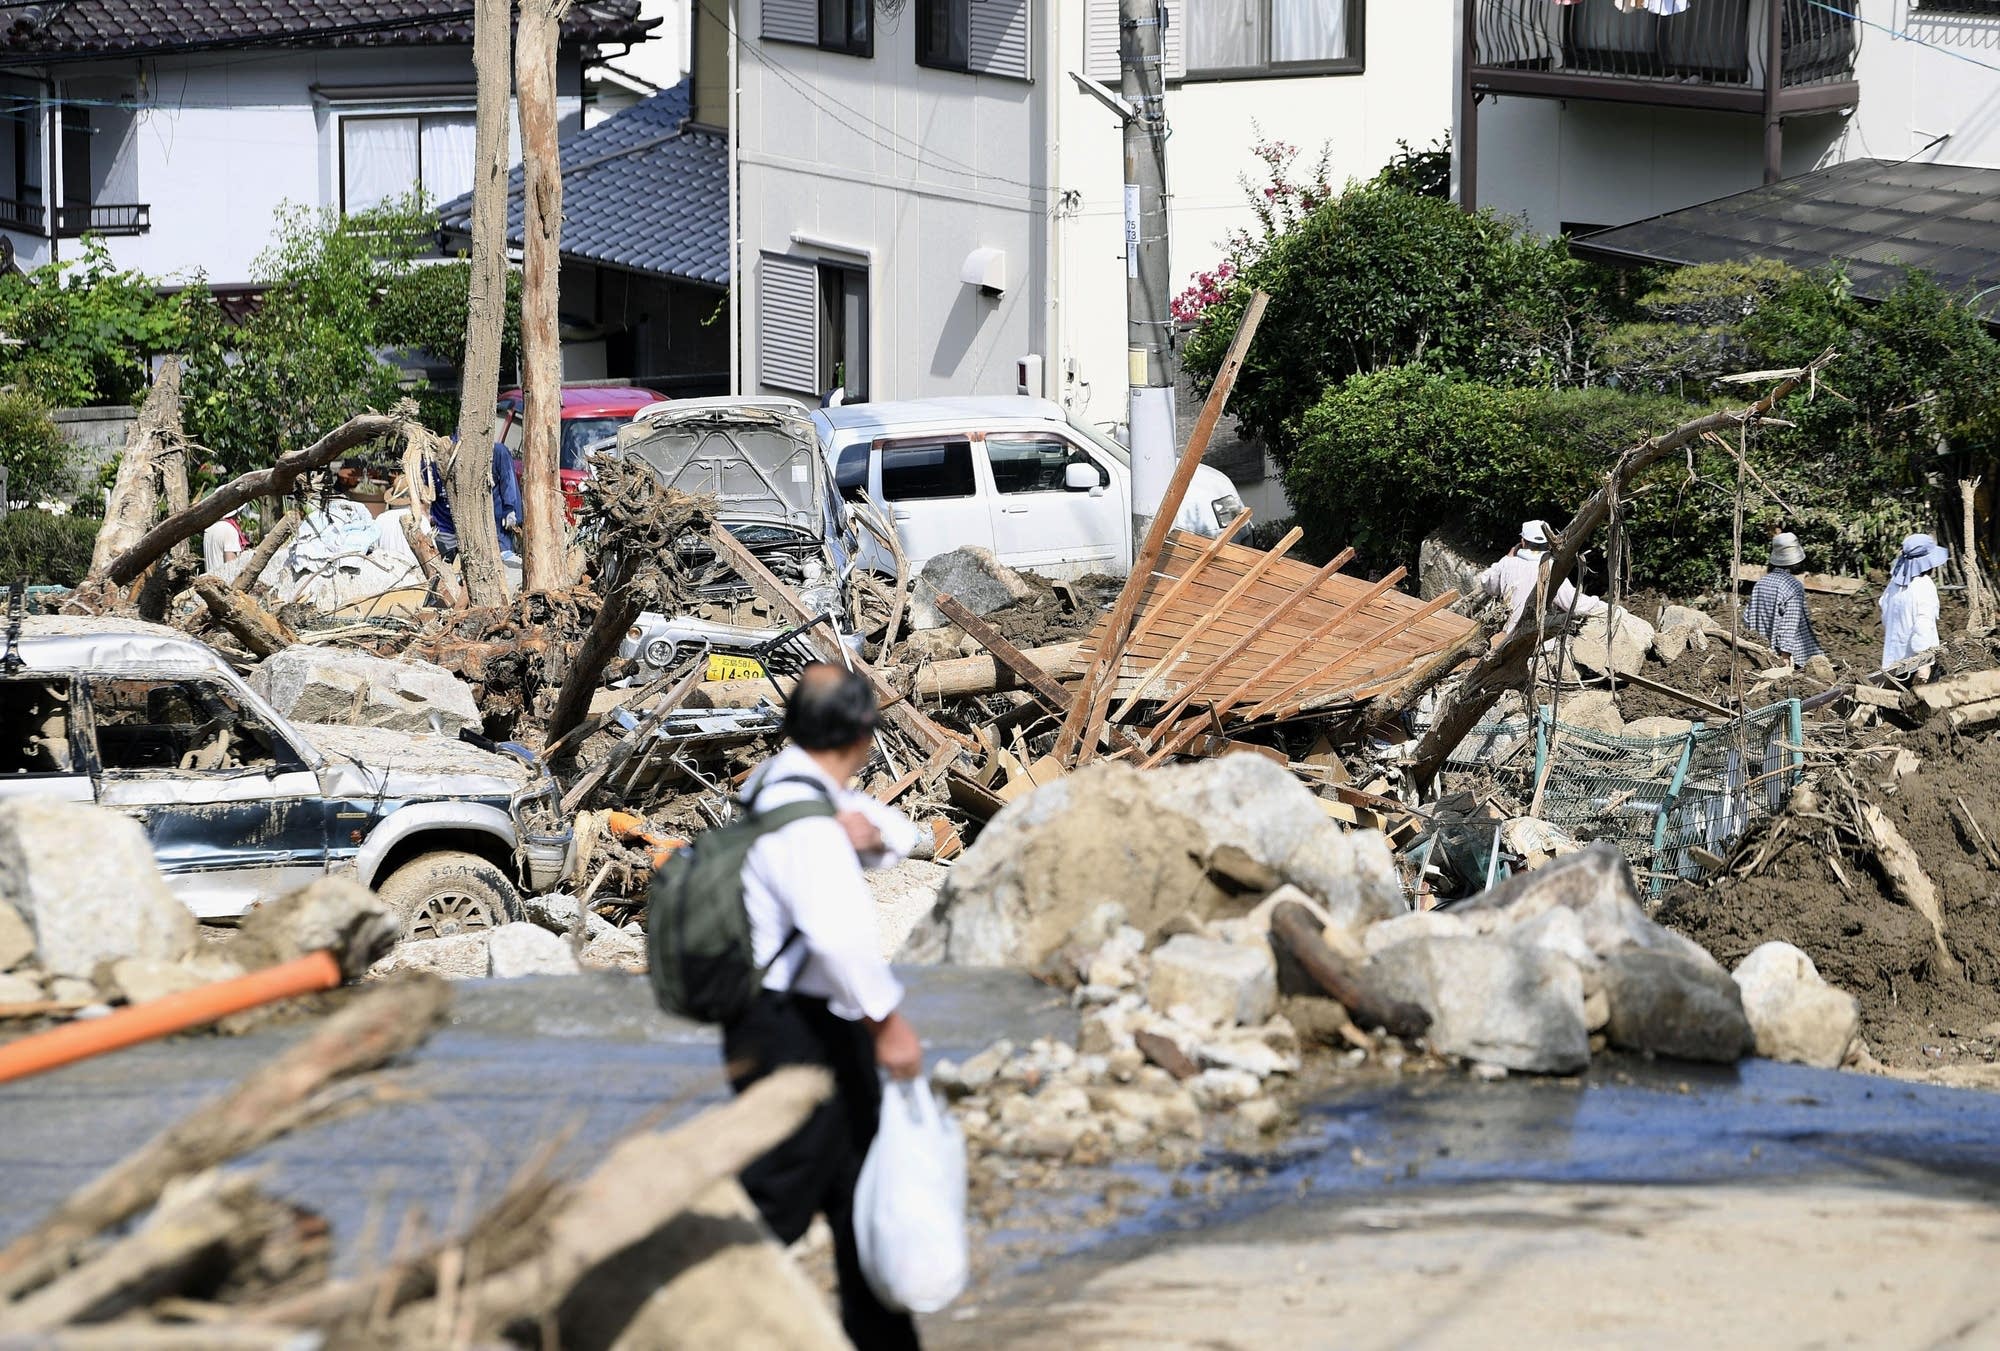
[1744,532,1825,666]
[727,662,925,1350]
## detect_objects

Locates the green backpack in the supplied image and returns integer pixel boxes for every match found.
[646,777,835,1024]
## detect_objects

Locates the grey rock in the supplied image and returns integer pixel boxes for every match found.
[1732,941,1860,1069]
[580,928,648,973]
[1418,530,1487,603]
[1653,605,1714,666]
[1556,690,1624,737]
[250,646,482,736]
[1601,948,1753,1063]
[0,900,34,972]
[47,976,97,1004]
[487,921,583,978]
[1624,716,1697,741]
[907,547,1035,630]
[1570,610,1657,678]
[371,933,490,981]
[230,877,399,978]
[0,800,194,979]
[1459,843,1718,970]
[1366,934,1590,1074]
[108,955,244,1005]
[1147,935,1276,1028]
[0,971,42,1003]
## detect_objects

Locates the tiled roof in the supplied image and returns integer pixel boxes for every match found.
[0,1,651,62]
[438,81,728,289]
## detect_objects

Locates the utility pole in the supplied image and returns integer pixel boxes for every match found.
[1120,0,1175,543]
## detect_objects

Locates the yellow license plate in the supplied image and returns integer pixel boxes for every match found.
[706,653,768,681]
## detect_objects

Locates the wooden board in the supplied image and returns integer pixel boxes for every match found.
[1734,563,1866,597]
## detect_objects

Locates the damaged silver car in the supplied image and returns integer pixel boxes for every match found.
[0,617,570,940]
[612,397,861,681]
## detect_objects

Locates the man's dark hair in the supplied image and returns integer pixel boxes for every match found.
[784,663,878,750]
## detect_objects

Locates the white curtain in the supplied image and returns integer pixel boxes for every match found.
[342,116,418,212]
[1187,0,1262,70]
[419,114,477,206]
[1272,0,1346,63]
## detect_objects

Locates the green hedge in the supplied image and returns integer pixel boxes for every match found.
[0,510,100,587]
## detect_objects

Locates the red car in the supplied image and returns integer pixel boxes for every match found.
[497,385,661,519]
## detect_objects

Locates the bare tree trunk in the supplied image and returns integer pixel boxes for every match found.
[452,0,513,609]
[88,357,181,580]
[516,0,571,596]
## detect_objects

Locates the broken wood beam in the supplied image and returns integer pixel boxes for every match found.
[231,512,297,594]
[1856,800,1958,978]
[933,591,1072,712]
[1055,290,1269,764]
[104,412,410,588]
[1732,562,1864,596]
[193,577,296,659]
[1906,670,2000,717]
[1615,668,1738,720]
[1268,901,1430,1040]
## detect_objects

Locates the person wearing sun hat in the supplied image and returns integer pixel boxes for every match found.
[1476,518,1609,637]
[1744,531,1824,665]
[1880,532,1949,669]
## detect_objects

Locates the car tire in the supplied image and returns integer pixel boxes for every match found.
[377,850,522,942]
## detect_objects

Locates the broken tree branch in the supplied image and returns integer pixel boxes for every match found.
[1269,901,1430,1040]
[193,577,296,659]
[1407,348,1838,788]
[231,512,297,593]
[104,412,410,588]
[933,592,1071,713]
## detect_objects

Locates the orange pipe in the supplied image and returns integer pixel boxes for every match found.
[606,810,685,868]
[0,950,343,1087]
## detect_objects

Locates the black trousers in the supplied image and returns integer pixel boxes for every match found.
[723,990,921,1351]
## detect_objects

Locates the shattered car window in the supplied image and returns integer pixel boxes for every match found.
[87,678,291,774]
[0,678,75,776]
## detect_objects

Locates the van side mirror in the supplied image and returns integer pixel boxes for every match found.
[1063,461,1099,492]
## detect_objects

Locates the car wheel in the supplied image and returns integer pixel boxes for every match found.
[378,850,521,942]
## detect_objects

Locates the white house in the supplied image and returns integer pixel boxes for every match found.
[718,0,1453,440]
[0,0,655,285]
[1458,0,2000,235]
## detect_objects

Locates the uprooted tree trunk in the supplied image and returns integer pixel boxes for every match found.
[451,0,514,610]
[1406,350,1838,789]
[87,357,183,581]
[194,577,296,658]
[516,0,573,597]
[102,412,411,589]
[231,511,297,593]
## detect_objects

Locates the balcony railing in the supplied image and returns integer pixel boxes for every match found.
[1473,0,1859,111]
[0,197,45,232]
[53,202,150,237]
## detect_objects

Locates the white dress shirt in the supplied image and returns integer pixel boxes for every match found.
[1880,575,1941,668]
[1477,547,1609,636]
[740,743,920,1022]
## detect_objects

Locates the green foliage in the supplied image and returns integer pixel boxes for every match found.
[378,262,522,379]
[1372,135,1452,200]
[180,197,435,475]
[0,239,184,407]
[1182,184,1607,467]
[1596,260,1801,397]
[0,393,81,508]
[0,509,99,586]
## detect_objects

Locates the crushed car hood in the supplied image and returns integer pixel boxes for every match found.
[616,403,831,532]
[303,724,533,800]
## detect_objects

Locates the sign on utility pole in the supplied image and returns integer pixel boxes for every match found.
[1120,0,1175,543]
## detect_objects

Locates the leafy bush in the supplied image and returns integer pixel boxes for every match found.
[0,238,184,407]
[1595,260,1800,397]
[1182,185,1609,467]
[378,260,522,377]
[0,393,81,508]
[1373,135,1452,200]
[0,509,99,586]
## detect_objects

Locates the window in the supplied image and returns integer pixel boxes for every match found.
[1913,1,2000,12]
[762,0,871,54]
[561,418,627,470]
[920,0,1032,78]
[834,443,870,495]
[1184,0,1363,78]
[987,436,1105,495]
[87,678,289,774]
[340,112,476,214]
[759,254,870,401]
[0,678,75,777]
[880,440,976,501]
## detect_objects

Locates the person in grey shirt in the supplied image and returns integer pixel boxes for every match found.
[1744,532,1825,664]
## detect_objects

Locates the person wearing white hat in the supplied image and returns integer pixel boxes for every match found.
[1744,532,1824,664]
[200,505,246,579]
[1475,518,1608,637]
[1879,532,1950,668]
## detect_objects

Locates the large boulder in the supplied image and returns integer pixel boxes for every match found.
[1456,843,1717,969]
[1569,610,1657,679]
[1418,530,1487,603]
[1146,935,1276,1028]
[1732,941,1860,1068]
[0,800,194,979]
[229,876,399,978]
[907,547,1036,630]
[913,756,1406,968]
[250,646,482,737]
[370,933,491,980]
[1601,948,1753,1063]
[1366,934,1590,1074]
[1556,690,1624,738]
[1653,604,1715,665]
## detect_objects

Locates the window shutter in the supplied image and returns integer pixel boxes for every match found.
[970,0,1032,80]
[758,255,820,395]
[760,0,817,45]
[1084,0,1180,84]
[1084,0,1119,80]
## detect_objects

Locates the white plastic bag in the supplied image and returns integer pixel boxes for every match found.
[853,1075,969,1314]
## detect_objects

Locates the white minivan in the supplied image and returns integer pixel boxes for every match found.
[814,396,1245,579]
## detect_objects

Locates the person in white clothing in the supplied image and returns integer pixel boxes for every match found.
[1476,519,1609,637]
[201,509,245,578]
[724,663,924,1351]
[1879,532,1949,669]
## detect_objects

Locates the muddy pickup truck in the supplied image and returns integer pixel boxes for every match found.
[0,617,568,940]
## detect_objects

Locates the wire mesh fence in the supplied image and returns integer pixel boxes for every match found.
[1533,699,1804,897]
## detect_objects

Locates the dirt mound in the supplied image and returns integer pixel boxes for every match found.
[1658,731,2000,1069]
